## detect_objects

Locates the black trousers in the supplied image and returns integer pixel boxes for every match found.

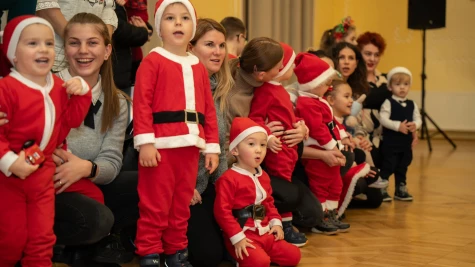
[348,178,383,209]
[54,171,139,246]
[380,143,413,186]
[187,185,224,267]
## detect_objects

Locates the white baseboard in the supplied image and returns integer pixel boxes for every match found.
[407,91,475,132]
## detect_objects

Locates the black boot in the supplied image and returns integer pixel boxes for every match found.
[328,209,350,233]
[394,183,413,201]
[140,254,161,267]
[93,234,134,264]
[164,248,192,267]
[311,211,338,235]
[282,221,308,247]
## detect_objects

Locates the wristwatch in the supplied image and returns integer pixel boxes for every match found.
[87,160,98,178]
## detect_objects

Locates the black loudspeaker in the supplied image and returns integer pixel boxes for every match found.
[408,0,446,29]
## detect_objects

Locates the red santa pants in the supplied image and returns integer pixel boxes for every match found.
[224,229,301,267]
[264,145,298,220]
[135,146,199,256]
[0,162,56,267]
[60,178,104,204]
[302,158,342,205]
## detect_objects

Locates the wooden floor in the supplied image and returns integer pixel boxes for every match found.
[60,139,475,267]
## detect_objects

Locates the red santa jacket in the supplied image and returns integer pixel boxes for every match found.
[295,91,340,150]
[133,47,219,153]
[214,165,282,245]
[249,81,303,136]
[0,70,91,176]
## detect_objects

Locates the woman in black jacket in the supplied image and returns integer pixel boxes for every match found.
[112,2,151,96]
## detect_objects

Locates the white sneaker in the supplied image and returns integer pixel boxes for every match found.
[353,193,368,200]
[369,178,389,189]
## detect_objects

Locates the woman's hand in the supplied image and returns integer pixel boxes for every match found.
[282,122,306,147]
[53,152,93,194]
[266,121,285,137]
[322,150,346,167]
[205,153,219,174]
[190,189,202,206]
[139,144,160,167]
[234,238,255,260]
[0,111,8,126]
[52,148,69,166]
[268,225,284,241]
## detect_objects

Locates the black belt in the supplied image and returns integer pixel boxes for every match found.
[232,204,266,228]
[153,110,205,126]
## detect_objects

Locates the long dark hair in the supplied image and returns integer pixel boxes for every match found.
[332,42,368,98]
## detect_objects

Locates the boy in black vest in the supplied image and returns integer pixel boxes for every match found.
[379,67,421,202]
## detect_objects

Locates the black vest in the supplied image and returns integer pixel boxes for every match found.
[382,97,414,147]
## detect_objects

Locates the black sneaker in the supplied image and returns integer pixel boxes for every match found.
[381,188,392,202]
[311,212,338,235]
[93,234,134,264]
[327,210,350,233]
[282,221,308,247]
[394,183,413,201]
[164,248,192,267]
[140,254,161,267]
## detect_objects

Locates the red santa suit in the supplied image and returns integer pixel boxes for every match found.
[133,43,219,255]
[293,52,343,212]
[0,68,90,267]
[334,118,370,217]
[215,165,301,267]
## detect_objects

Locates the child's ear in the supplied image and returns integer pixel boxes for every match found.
[326,95,335,105]
[231,147,239,156]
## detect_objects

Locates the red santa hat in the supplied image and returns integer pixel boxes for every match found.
[293,52,338,92]
[2,15,54,66]
[154,0,197,40]
[387,66,412,85]
[229,117,268,151]
[274,42,296,79]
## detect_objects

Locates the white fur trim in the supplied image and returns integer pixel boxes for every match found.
[298,67,337,92]
[133,133,156,149]
[305,137,337,150]
[0,151,19,176]
[229,126,268,151]
[338,163,371,217]
[230,231,246,245]
[281,217,292,222]
[154,0,196,40]
[9,70,55,150]
[269,218,283,228]
[6,17,54,65]
[387,66,412,85]
[150,47,199,65]
[274,52,296,79]
[155,134,206,150]
[326,200,339,210]
[203,143,220,154]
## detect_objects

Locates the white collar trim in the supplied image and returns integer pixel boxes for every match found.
[151,47,199,65]
[231,164,263,178]
[392,95,407,102]
[9,69,54,93]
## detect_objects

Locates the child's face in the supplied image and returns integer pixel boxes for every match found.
[160,3,193,48]
[309,84,329,98]
[65,23,111,83]
[232,132,268,173]
[258,57,283,82]
[337,47,357,79]
[328,84,353,117]
[275,63,294,82]
[389,74,411,98]
[342,29,357,46]
[14,24,54,83]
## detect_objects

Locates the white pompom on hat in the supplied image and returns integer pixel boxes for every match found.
[154,0,197,40]
[229,117,268,151]
[2,15,54,66]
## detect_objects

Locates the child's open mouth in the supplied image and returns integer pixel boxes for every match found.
[173,31,184,36]
[35,57,49,64]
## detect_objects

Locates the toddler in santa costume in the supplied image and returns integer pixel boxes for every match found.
[133,1,220,266]
[293,52,350,234]
[248,42,308,247]
[0,15,91,267]
[214,117,301,267]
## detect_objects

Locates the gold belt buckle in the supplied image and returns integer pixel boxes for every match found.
[253,205,266,221]
[184,109,199,124]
